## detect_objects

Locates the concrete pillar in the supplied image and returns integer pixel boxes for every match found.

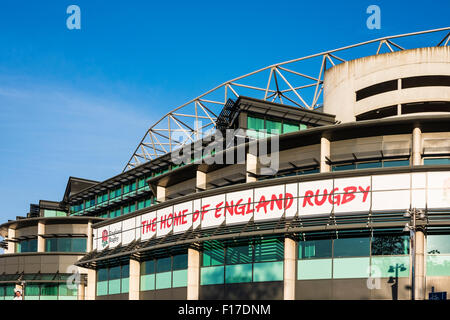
[187,247,200,300]
[414,230,426,300]
[6,228,15,254]
[86,221,93,252]
[412,127,422,166]
[37,222,45,253]
[129,259,140,300]
[86,269,97,300]
[156,185,167,203]
[196,171,208,191]
[246,153,258,183]
[77,281,85,300]
[283,237,297,300]
[320,136,331,173]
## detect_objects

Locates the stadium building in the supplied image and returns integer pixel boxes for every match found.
[1,27,450,300]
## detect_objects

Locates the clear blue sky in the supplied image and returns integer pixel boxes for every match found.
[0,0,448,222]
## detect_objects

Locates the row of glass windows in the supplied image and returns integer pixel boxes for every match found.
[331,159,410,172]
[45,237,87,252]
[0,283,77,300]
[16,239,37,253]
[97,264,129,296]
[0,286,15,300]
[256,156,450,182]
[258,167,319,181]
[23,283,77,300]
[297,236,410,280]
[71,176,152,214]
[247,115,307,135]
[43,210,67,217]
[201,237,285,285]
[15,238,86,253]
[140,254,188,290]
[99,197,154,219]
[298,236,409,260]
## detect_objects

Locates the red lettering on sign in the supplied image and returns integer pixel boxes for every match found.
[215,202,224,218]
[285,193,294,209]
[359,186,371,202]
[193,210,200,222]
[328,188,340,205]
[255,195,269,214]
[201,204,210,221]
[341,186,357,204]
[314,189,328,206]
[302,190,314,207]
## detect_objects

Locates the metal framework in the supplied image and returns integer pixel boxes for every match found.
[124,27,450,172]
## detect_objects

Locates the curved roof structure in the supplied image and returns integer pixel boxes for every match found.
[124,27,450,172]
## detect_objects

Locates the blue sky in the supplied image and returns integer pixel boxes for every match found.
[0,0,448,222]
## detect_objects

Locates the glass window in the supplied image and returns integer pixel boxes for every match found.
[371,256,409,278]
[40,284,58,296]
[140,274,155,291]
[109,266,121,280]
[247,116,265,131]
[156,257,171,273]
[333,257,370,278]
[141,260,155,275]
[298,239,332,259]
[201,266,224,285]
[266,119,282,135]
[371,235,409,255]
[203,241,225,266]
[282,122,299,134]
[427,255,450,276]
[297,259,332,280]
[226,244,253,264]
[173,254,188,270]
[253,261,283,282]
[427,235,450,254]
[357,161,382,169]
[25,284,40,297]
[155,272,171,289]
[424,158,450,165]
[383,159,410,167]
[254,237,284,262]
[333,237,370,257]
[332,164,356,171]
[225,264,252,283]
[96,281,108,296]
[97,268,108,282]
[172,269,188,288]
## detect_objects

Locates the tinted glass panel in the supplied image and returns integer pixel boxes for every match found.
[333,237,370,257]
[298,239,332,259]
[371,236,409,255]
[427,235,450,254]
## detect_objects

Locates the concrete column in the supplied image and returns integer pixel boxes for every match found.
[86,221,93,252]
[320,136,331,173]
[187,247,200,300]
[37,221,45,253]
[283,237,297,300]
[86,269,97,300]
[77,281,85,300]
[6,228,15,254]
[129,259,140,300]
[156,185,167,203]
[414,230,426,300]
[412,127,422,166]
[196,171,208,191]
[246,153,258,183]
